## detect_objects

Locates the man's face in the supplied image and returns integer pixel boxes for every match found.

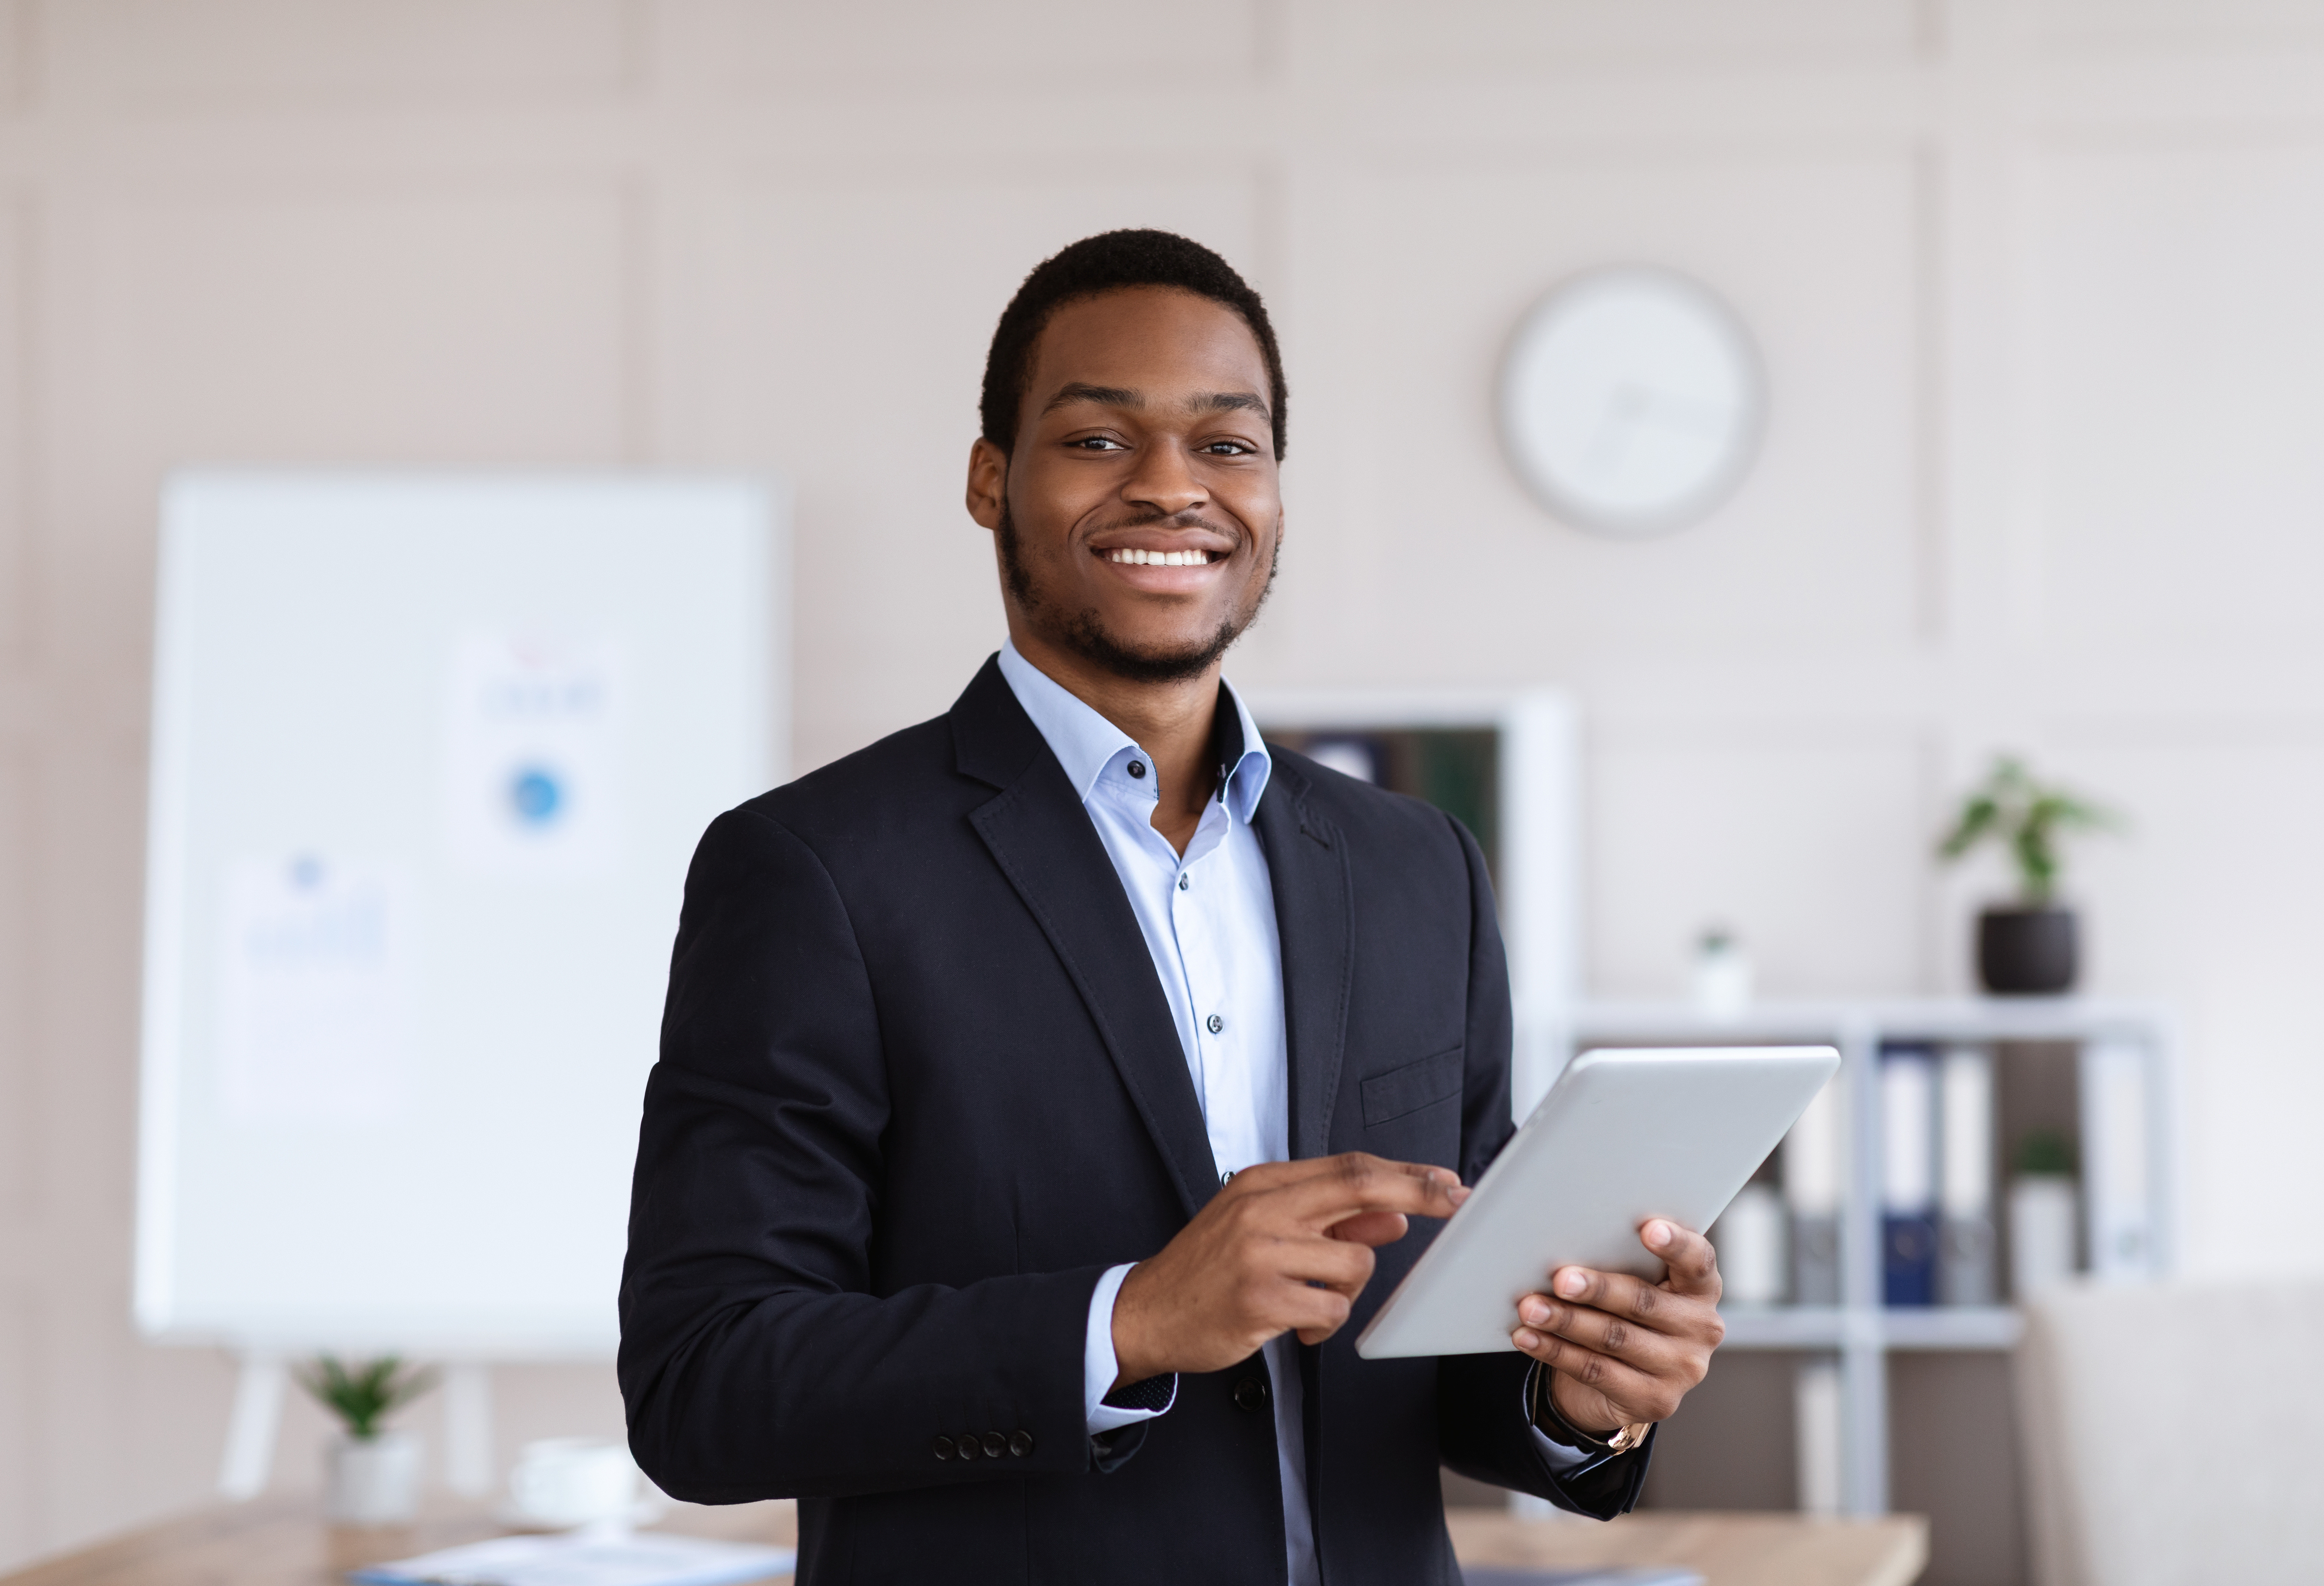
[968,286,1283,683]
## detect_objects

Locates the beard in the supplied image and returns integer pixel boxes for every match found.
[997,498,1279,685]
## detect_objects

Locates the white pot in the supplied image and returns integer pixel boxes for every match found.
[2009,1174,2079,1300]
[327,1430,421,1524]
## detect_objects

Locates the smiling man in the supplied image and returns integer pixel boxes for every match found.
[619,231,1725,1585]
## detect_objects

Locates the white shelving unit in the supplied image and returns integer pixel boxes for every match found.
[1571,997,2177,1517]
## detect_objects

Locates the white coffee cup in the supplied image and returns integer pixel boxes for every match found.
[507,1437,644,1529]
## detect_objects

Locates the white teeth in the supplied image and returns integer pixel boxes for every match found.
[1107,548,1216,566]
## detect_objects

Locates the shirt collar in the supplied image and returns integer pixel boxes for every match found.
[997,639,1273,825]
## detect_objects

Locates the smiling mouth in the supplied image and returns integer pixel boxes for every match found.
[1101,548,1226,566]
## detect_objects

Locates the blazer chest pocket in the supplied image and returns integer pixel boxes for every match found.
[1361,1046,1464,1127]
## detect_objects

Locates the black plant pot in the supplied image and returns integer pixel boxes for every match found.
[1977,907,2078,995]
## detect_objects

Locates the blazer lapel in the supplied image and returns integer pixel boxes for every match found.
[952,658,1221,1220]
[1253,762,1355,1163]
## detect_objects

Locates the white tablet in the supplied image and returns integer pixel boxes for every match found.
[1354,1045,1840,1359]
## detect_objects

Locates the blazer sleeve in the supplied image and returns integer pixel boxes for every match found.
[1430,812,1653,1519]
[617,807,1110,1502]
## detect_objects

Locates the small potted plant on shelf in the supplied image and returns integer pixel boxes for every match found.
[1937,755,2118,995]
[2009,1128,2080,1299]
[298,1355,436,1523]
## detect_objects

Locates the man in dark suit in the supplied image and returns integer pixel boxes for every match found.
[620,230,1725,1584]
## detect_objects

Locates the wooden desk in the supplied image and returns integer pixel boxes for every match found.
[3,1497,1925,1586]
[0,1498,798,1586]
[1447,1510,1927,1586]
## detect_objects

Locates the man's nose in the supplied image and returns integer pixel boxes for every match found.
[1121,441,1206,517]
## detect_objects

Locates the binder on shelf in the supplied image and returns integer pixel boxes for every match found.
[1712,1182,1786,1305]
[1880,1044,1938,1307]
[1782,1070,1844,1306]
[1938,1045,1997,1306]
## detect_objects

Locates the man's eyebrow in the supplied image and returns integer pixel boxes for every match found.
[1041,382,1143,414]
[1189,391,1270,419]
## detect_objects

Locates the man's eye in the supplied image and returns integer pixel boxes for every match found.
[1072,436,1127,451]
[1202,441,1255,455]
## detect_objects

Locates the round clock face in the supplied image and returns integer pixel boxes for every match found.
[1497,266,1765,537]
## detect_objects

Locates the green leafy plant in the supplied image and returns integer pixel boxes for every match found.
[2014,1128,2079,1178]
[296,1356,437,1441]
[1937,756,2117,907]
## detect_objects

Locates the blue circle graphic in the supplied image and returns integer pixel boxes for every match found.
[510,767,563,826]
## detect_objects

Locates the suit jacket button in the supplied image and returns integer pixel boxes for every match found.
[1009,1430,1035,1458]
[981,1432,1007,1460]
[1233,1376,1269,1413]
[932,1435,954,1461]
[956,1432,980,1460]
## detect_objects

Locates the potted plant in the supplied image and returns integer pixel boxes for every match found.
[297,1355,436,1523]
[1937,756,2117,994]
[2008,1128,2080,1299]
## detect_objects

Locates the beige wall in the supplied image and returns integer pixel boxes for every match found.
[6,0,2324,1568]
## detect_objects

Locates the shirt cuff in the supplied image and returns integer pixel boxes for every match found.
[1084,1263,1178,1434]
[1521,1362,1595,1473]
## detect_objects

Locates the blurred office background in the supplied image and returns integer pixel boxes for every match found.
[4,2,2324,1583]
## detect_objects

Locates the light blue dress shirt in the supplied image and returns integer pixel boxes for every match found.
[996,641,1584,1584]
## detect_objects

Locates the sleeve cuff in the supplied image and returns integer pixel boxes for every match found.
[1525,1398,1592,1471]
[1084,1263,1179,1434]
[1521,1361,1601,1473]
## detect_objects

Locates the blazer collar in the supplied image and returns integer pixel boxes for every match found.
[951,652,1052,792]
[1251,761,1355,1163]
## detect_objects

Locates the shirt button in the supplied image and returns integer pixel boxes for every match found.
[1177,873,1190,891]
[1207,1013,1224,1034]
[1220,1168,1234,1186]
[1127,759,1147,779]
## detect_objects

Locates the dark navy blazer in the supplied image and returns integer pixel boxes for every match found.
[619,657,1649,1584]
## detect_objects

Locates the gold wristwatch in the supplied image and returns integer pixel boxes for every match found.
[1531,1367,1652,1454]
[1599,1420,1652,1454]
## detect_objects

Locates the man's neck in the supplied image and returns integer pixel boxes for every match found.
[1008,621,1222,855]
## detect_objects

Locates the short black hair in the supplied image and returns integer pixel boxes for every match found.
[979,229,1288,463]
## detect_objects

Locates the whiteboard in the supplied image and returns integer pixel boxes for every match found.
[135,472,783,1358]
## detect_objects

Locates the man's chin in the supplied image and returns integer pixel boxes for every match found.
[1047,611,1243,686]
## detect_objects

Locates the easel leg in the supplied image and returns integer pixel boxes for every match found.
[219,1354,286,1500]
[443,1362,494,1497]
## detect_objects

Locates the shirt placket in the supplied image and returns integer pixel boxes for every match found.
[1173,804,1243,1171]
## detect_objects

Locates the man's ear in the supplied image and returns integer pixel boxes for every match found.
[965,438,1008,531]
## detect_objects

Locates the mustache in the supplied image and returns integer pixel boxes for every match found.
[1088,507,1243,545]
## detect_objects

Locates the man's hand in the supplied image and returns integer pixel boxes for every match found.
[1512,1219,1725,1435]
[1111,1153,1469,1385]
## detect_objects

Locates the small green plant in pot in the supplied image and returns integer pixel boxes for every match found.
[298,1356,436,1524]
[2008,1128,2080,1298]
[1937,756,2117,994]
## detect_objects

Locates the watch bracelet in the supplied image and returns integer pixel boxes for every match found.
[1530,1364,1650,1455]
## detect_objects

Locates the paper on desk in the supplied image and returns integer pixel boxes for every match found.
[1460,1570,1703,1586]
[349,1529,794,1586]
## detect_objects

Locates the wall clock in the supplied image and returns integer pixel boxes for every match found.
[1497,265,1766,538]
